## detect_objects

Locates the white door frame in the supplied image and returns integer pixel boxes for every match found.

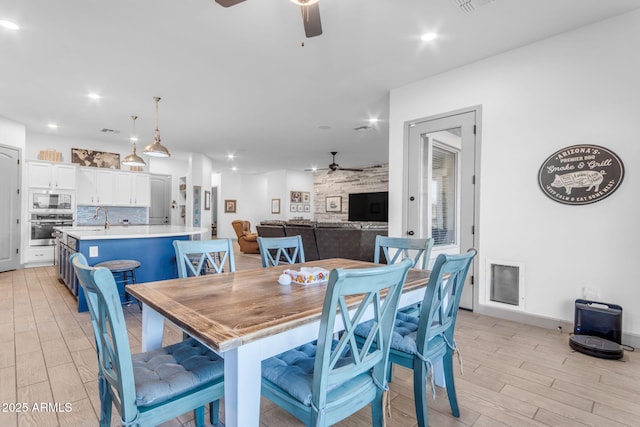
[0,144,21,272]
[402,106,482,310]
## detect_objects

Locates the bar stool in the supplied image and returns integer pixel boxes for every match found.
[94,259,141,307]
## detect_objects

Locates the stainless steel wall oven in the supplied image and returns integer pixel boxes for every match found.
[30,213,73,246]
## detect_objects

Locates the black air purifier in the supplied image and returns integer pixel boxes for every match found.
[569,299,624,360]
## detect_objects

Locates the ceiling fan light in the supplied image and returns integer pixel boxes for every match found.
[290,0,319,5]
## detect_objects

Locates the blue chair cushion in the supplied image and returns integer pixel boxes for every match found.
[262,341,371,406]
[355,311,421,355]
[132,338,224,407]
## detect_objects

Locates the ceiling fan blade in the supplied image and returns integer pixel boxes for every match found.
[301,3,322,38]
[338,167,364,172]
[215,0,246,7]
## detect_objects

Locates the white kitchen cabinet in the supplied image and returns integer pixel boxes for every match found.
[76,167,115,205]
[114,172,150,206]
[28,161,76,189]
[25,246,54,265]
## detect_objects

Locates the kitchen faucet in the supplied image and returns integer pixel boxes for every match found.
[94,206,110,229]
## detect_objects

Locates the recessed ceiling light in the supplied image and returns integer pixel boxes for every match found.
[368,118,379,124]
[87,93,101,100]
[227,154,235,160]
[0,20,19,31]
[421,32,438,42]
[47,123,58,129]
[130,136,138,142]
[231,166,237,171]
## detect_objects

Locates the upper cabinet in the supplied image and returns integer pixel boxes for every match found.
[113,172,151,207]
[77,167,115,205]
[28,161,76,189]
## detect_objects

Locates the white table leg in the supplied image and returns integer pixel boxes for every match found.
[223,344,262,427]
[141,304,165,351]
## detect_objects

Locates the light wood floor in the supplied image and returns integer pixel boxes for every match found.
[1,248,638,427]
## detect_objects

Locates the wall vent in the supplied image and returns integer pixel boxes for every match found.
[485,259,525,310]
[451,0,496,14]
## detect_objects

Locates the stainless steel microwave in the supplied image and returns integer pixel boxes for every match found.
[29,190,74,213]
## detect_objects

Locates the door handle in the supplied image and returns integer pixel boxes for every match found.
[407,230,415,236]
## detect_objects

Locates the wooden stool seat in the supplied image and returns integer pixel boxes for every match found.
[95,259,141,273]
[95,259,141,307]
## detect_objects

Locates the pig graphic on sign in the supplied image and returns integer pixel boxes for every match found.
[551,171,604,195]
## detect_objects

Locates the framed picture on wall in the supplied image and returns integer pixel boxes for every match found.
[297,204,304,212]
[290,191,302,203]
[325,196,341,212]
[225,199,236,213]
[290,204,298,212]
[271,198,281,214]
[302,192,310,203]
[304,204,310,212]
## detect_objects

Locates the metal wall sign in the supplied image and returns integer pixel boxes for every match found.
[538,144,624,205]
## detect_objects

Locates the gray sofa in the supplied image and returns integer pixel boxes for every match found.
[258,221,387,262]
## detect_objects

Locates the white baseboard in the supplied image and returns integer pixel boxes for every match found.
[473,305,640,350]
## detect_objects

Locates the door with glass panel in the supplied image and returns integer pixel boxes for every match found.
[406,111,477,309]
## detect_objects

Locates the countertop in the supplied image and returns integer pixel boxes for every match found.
[55,225,208,240]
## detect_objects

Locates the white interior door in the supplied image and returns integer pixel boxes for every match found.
[0,145,20,272]
[405,111,477,309]
[149,174,171,224]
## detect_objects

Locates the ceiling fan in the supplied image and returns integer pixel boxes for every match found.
[215,0,323,38]
[307,152,364,173]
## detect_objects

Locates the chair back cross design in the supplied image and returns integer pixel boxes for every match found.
[374,235,434,269]
[174,239,236,277]
[70,253,225,427]
[418,249,476,351]
[257,235,305,267]
[260,258,413,427]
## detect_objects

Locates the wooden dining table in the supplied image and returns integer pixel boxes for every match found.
[126,258,431,427]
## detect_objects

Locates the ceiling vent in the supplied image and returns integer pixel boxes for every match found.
[451,0,495,14]
[100,128,120,134]
[353,125,372,131]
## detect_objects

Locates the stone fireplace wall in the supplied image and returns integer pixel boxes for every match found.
[313,164,389,222]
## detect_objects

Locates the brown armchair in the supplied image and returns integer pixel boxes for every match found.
[231,220,260,254]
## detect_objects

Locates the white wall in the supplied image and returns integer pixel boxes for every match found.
[389,10,640,338]
[217,172,267,239]
[216,170,314,239]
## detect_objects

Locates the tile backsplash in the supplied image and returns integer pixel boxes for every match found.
[77,206,148,226]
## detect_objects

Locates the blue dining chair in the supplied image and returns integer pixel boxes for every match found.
[174,238,236,277]
[261,258,413,426]
[374,235,434,270]
[70,253,225,427]
[375,236,434,316]
[257,235,305,267]
[355,249,476,427]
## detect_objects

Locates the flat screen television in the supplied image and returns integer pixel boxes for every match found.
[348,191,389,222]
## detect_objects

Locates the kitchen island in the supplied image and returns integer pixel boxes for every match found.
[56,225,207,312]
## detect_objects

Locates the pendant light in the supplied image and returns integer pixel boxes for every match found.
[143,96,171,158]
[122,115,146,167]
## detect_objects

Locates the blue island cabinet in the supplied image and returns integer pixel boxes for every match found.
[75,234,190,312]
